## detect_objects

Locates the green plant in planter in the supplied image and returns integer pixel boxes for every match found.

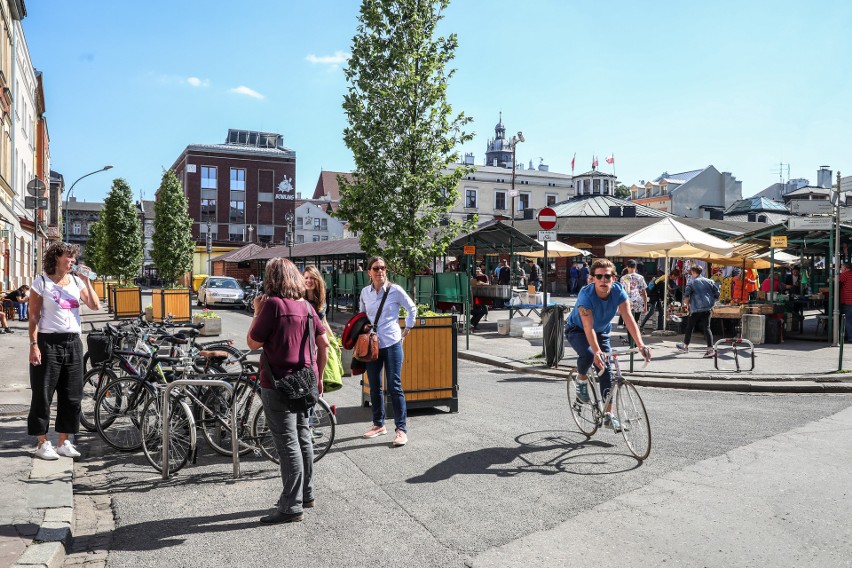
[195,308,221,319]
[145,304,153,310]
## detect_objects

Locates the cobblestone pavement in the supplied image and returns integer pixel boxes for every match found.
[64,453,114,567]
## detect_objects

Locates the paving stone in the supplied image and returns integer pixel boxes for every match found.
[41,508,72,525]
[10,541,64,568]
[34,521,70,545]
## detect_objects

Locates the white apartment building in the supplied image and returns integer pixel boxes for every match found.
[294,200,345,244]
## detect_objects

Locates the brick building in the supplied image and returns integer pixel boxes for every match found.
[170,129,297,248]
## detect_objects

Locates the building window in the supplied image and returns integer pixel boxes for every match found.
[230,168,246,191]
[201,199,216,222]
[296,217,303,230]
[312,235,320,242]
[313,218,321,230]
[320,218,328,231]
[229,232,243,242]
[297,235,305,244]
[201,166,217,189]
[321,236,329,241]
[495,191,506,210]
[519,193,530,211]
[258,235,272,244]
[465,188,477,209]
[546,194,557,207]
[593,179,601,194]
[73,222,81,235]
[229,200,245,223]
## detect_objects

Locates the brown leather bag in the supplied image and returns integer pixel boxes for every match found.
[353,327,379,362]
[353,285,389,363]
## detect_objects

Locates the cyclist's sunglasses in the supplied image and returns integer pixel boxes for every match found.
[593,273,615,281]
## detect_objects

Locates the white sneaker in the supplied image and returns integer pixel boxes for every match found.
[35,440,60,460]
[56,440,81,458]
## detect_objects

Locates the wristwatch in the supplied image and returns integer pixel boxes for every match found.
[30,340,38,346]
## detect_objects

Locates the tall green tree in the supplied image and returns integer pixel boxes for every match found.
[151,170,194,287]
[85,220,105,278]
[336,0,474,290]
[100,178,143,285]
[614,184,631,199]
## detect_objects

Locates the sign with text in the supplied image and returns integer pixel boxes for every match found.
[463,245,476,255]
[789,200,833,214]
[770,236,788,248]
[787,216,832,231]
[538,230,557,241]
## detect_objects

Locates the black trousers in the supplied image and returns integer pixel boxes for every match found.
[683,311,713,348]
[28,333,84,436]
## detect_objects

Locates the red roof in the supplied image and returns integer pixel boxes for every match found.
[312,170,354,200]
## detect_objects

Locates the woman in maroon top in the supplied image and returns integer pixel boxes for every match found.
[247,258,329,524]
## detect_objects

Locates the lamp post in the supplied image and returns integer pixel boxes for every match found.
[63,165,113,242]
[510,131,525,227]
[285,212,294,258]
[206,220,212,275]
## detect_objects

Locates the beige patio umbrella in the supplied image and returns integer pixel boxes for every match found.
[518,240,590,258]
[605,218,735,332]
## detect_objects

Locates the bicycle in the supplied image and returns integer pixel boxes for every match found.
[251,396,337,464]
[566,346,652,460]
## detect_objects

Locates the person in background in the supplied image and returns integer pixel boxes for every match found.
[526,258,542,291]
[474,267,489,285]
[5,284,30,321]
[247,258,329,524]
[514,261,527,288]
[760,272,783,293]
[497,259,511,286]
[360,256,417,447]
[676,265,720,358]
[578,262,590,288]
[731,268,748,303]
[641,268,680,330]
[569,263,579,296]
[839,262,852,342]
[0,309,12,334]
[785,267,803,295]
[28,242,100,460]
[621,260,648,327]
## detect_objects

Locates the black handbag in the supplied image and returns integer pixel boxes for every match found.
[261,303,319,406]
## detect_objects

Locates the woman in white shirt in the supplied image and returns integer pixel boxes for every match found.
[28,242,100,460]
[359,256,416,447]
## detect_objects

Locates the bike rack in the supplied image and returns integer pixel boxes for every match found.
[713,337,755,372]
[161,379,240,480]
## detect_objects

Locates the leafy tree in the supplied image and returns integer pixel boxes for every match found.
[614,184,632,199]
[151,170,194,287]
[85,220,105,278]
[336,0,474,291]
[100,178,143,285]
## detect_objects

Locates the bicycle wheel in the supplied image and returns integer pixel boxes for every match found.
[615,380,651,460]
[251,404,278,464]
[251,397,336,464]
[200,379,261,456]
[94,377,154,451]
[80,367,118,432]
[311,398,336,462]
[567,373,600,436]
[140,395,196,474]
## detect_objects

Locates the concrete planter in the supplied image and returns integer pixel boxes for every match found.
[192,316,222,336]
[145,306,154,322]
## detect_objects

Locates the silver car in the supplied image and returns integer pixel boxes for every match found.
[197,276,245,308]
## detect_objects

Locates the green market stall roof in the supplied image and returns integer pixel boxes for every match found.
[446,220,542,256]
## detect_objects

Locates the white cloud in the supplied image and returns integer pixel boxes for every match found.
[305,50,350,69]
[186,76,210,88]
[229,85,266,100]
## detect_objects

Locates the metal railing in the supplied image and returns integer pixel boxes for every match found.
[161,379,240,480]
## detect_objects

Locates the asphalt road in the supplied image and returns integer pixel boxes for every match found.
[69,347,852,568]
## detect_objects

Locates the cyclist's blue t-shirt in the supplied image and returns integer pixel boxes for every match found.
[567,281,628,333]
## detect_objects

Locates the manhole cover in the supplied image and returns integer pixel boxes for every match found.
[0,404,29,416]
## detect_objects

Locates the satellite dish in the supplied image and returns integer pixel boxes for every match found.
[26,178,46,196]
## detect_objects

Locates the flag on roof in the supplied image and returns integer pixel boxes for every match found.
[592,156,598,168]
[606,154,614,165]
[571,153,576,172]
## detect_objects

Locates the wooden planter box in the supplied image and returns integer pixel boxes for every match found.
[92,279,114,301]
[192,316,221,336]
[361,315,458,412]
[112,287,142,319]
[151,288,192,322]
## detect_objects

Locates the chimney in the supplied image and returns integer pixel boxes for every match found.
[464,152,475,166]
[817,166,832,189]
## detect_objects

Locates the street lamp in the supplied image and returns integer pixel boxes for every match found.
[285,211,295,258]
[510,132,525,227]
[63,165,113,242]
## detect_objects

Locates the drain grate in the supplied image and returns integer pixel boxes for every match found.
[0,404,29,416]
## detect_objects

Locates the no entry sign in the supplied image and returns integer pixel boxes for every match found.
[537,207,557,230]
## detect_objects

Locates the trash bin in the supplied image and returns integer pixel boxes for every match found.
[542,305,567,368]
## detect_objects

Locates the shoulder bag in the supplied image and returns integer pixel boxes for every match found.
[354,285,389,363]
[261,302,319,406]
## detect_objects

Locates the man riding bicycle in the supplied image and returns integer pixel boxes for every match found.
[565,259,651,431]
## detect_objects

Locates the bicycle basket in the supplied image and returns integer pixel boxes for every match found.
[86,332,113,366]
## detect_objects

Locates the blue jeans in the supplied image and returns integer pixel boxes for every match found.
[843,305,852,341]
[567,328,613,401]
[365,340,407,433]
[15,301,27,320]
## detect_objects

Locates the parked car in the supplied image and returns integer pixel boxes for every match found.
[196,276,245,308]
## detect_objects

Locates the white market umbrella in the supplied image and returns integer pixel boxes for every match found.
[519,240,590,258]
[605,218,735,332]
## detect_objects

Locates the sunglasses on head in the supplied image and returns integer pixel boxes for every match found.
[593,273,614,281]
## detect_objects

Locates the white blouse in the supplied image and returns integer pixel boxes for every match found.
[31,273,83,334]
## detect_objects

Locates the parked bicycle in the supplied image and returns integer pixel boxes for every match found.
[566,347,652,460]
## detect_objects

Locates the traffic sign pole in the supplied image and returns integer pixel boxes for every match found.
[536,208,558,307]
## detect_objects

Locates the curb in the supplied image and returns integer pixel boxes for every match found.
[458,350,852,394]
[11,457,73,568]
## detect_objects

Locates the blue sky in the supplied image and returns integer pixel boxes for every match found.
[24,0,852,203]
